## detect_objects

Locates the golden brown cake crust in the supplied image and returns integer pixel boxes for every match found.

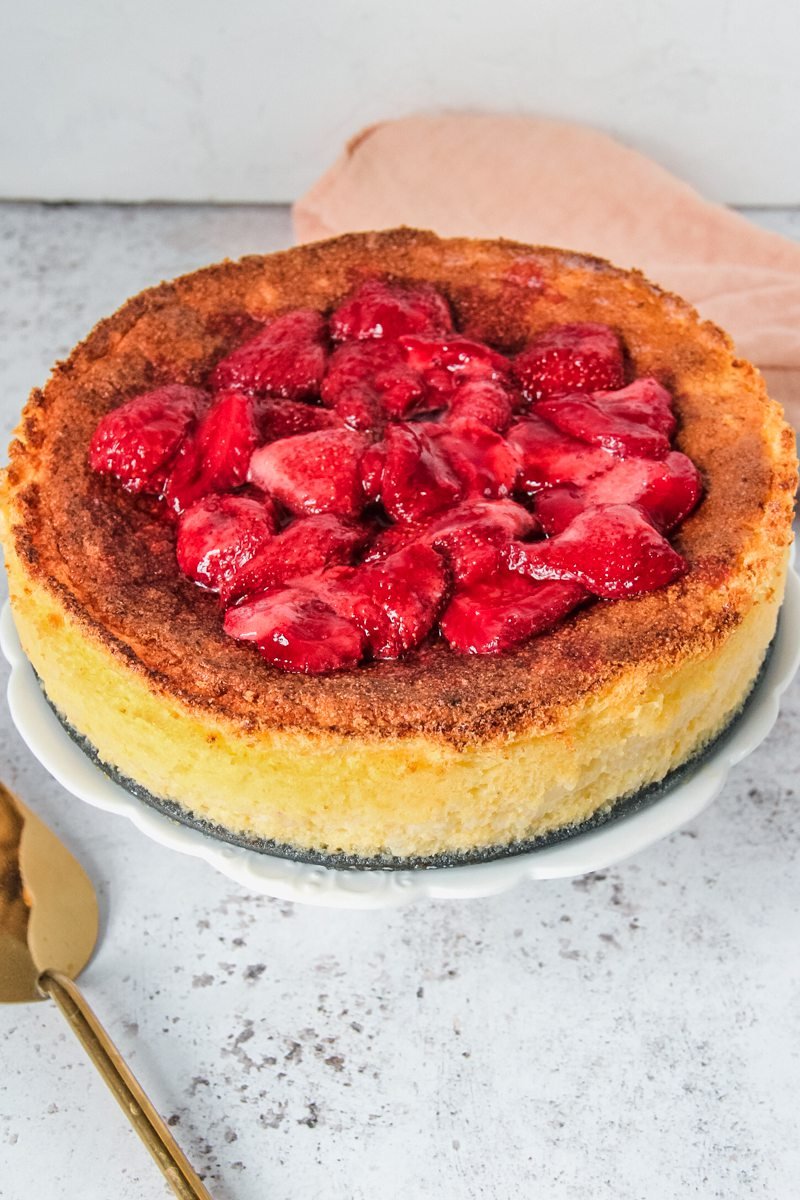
[2,229,796,745]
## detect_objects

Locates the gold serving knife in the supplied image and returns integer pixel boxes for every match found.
[0,780,211,1199]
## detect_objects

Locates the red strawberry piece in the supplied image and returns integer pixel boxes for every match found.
[536,393,670,459]
[359,440,386,505]
[440,571,586,654]
[401,335,511,392]
[370,423,462,522]
[248,428,370,517]
[321,340,426,426]
[368,498,537,586]
[176,493,278,591]
[507,503,687,598]
[330,543,448,660]
[445,378,515,431]
[89,385,208,494]
[257,397,339,441]
[221,513,367,604]
[224,584,366,674]
[210,309,328,399]
[507,414,616,492]
[426,499,536,583]
[330,278,453,342]
[592,377,676,439]
[513,323,625,401]
[531,487,585,536]
[427,418,520,500]
[535,452,703,536]
[163,390,262,517]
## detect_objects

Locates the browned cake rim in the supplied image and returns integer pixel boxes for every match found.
[2,228,796,746]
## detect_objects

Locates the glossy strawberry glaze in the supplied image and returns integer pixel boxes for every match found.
[88,279,703,673]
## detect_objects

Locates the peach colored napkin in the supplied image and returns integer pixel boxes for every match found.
[294,114,800,424]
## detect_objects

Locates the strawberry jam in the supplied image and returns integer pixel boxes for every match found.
[89,277,703,673]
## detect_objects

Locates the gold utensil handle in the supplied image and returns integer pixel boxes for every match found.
[38,969,212,1200]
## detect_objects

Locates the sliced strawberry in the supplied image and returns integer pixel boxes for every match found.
[224,585,366,674]
[401,335,511,392]
[440,572,587,654]
[359,440,386,505]
[210,309,328,399]
[370,423,462,522]
[257,397,339,441]
[162,390,261,517]
[89,385,208,494]
[428,418,520,500]
[176,493,278,591]
[367,498,537,586]
[592,377,676,438]
[507,414,616,492]
[221,513,367,604]
[321,340,426,427]
[330,278,453,342]
[513,323,625,401]
[445,378,515,431]
[536,393,670,459]
[248,428,370,517]
[531,487,585,536]
[330,543,448,660]
[534,452,703,535]
[507,504,687,598]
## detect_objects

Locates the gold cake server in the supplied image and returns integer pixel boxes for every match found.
[0,780,211,1199]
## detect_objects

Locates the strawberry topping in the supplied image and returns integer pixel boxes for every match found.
[211,310,328,399]
[367,499,537,585]
[441,572,587,654]
[592,377,677,438]
[445,378,516,431]
[248,428,370,517]
[221,514,367,605]
[534,452,703,536]
[507,504,687,598]
[427,418,520,499]
[257,398,339,441]
[401,334,511,395]
[330,278,453,342]
[163,390,262,516]
[330,544,448,660]
[89,281,704,673]
[224,585,366,674]
[89,385,208,494]
[507,413,616,491]
[321,340,426,426]
[176,492,278,591]
[536,395,669,459]
[368,423,462,522]
[513,323,625,401]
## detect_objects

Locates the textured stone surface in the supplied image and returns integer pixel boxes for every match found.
[0,203,798,1200]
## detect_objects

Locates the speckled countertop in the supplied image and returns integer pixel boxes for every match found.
[0,203,798,1200]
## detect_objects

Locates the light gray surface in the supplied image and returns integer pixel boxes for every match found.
[0,203,798,1200]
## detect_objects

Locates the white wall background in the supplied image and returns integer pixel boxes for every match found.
[2,0,799,205]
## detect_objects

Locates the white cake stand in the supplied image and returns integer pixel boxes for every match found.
[3,569,799,909]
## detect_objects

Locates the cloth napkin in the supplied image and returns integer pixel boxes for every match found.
[293,114,800,424]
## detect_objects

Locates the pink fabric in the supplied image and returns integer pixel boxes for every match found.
[294,114,800,421]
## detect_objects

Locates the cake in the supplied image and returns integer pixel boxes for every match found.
[0,229,795,866]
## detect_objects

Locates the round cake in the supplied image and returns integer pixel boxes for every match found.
[0,229,795,865]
